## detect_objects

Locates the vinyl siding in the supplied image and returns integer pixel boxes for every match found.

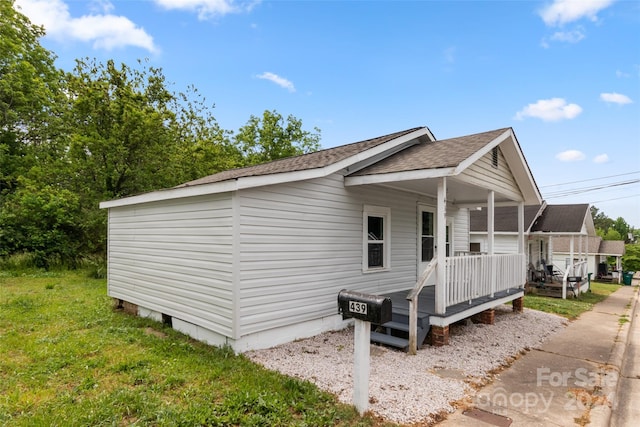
[107,194,235,336]
[460,147,521,200]
[452,208,470,254]
[468,233,519,254]
[237,174,420,335]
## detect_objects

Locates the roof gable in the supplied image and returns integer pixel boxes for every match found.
[345,127,542,206]
[530,204,590,233]
[349,128,510,176]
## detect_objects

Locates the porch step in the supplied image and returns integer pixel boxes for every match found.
[370,331,409,350]
[371,314,431,351]
[380,320,410,332]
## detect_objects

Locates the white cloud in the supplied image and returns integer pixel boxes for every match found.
[549,28,586,43]
[154,0,259,20]
[600,92,633,105]
[556,150,586,162]
[256,72,295,92]
[593,153,609,163]
[539,0,614,27]
[89,0,114,14]
[15,0,157,52]
[514,98,583,122]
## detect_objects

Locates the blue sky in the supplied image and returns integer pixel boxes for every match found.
[14,0,640,228]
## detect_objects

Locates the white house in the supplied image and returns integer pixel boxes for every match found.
[470,203,612,297]
[100,126,542,352]
[550,237,625,284]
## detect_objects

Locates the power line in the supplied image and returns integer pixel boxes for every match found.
[540,171,640,188]
[590,194,640,204]
[543,179,640,198]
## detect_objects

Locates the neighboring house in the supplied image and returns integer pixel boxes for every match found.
[550,237,626,283]
[470,203,601,297]
[100,127,542,352]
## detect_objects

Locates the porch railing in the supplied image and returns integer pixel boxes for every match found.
[406,253,437,355]
[445,253,526,307]
[562,260,588,299]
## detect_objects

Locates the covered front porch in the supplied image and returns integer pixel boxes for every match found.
[344,128,541,354]
[371,253,526,352]
[527,231,594,299]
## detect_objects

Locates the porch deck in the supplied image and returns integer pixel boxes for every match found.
[371,286,524,351]
[383,286,524,323]
[526,280,590,298]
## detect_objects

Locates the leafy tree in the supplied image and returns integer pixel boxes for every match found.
[234,110,321,165]
[56,58,243,254]
[170,85,242,181]
[1,2,323,266]
[592,206,636,243]
[612,217,631,242]
[0,0,64,194]
[623,244,640,272]
[591,206,614,236]
[0,179,83,267]
[603,228,623,241]
[61,58,181,201]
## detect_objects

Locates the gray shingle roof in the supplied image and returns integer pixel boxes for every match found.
[530,204,590,233]
[349,128,511,176]
[551,236,602,254]
[177,127,425,188]
[551,237,625,256]
[470,205,542,232]
[470,203,591,234]
[599,240,626,256]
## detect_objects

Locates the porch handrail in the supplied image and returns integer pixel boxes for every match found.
[406,253,437,355]
[445,253,526,307]
[562,260,588,299]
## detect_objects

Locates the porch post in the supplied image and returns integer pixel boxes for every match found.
[579,235,583,263]
[487,191,495,255]
[570,237,575,267]
[586,234,590,276]
[548,237,554,274]
[488,191,495,297]
[517,202,524,255]
[518,202,525,289]
[565,237,575,300]
[435,177,447,315]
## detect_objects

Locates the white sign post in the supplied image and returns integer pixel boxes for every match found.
[353,318,371,415]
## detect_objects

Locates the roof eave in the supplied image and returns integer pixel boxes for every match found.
[344,167,456,186]
[100,127,434,209]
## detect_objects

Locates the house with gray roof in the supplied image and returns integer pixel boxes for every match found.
[550,237,625,283]
[470,203,626,293]
[101,126,541,352]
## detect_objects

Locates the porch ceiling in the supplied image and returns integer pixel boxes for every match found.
[349,175,519,206]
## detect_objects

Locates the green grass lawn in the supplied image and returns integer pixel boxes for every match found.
[523,281,624,319]
[0,270,390,426]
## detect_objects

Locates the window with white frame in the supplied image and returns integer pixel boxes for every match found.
[363,205,391,271]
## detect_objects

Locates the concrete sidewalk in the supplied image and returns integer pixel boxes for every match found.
[437,276,640,427]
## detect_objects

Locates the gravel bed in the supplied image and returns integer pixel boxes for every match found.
[246,305,567,425]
